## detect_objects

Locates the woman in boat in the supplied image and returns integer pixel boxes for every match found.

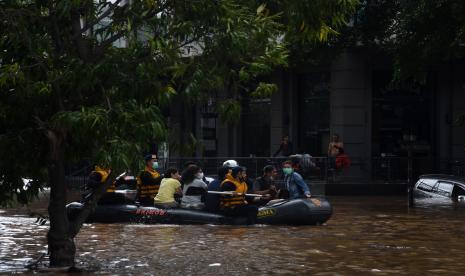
[154,168,182,209]
[180,165,208,209]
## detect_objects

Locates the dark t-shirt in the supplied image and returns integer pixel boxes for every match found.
[253,176,272,192]
[205,179,221,212]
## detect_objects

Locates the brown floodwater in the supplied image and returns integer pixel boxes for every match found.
[2,196,465,275]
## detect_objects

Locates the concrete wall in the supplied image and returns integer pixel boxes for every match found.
[330,51,371,178]
[216,116,241,157]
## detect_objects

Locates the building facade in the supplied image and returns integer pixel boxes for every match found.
[182,50,465,179]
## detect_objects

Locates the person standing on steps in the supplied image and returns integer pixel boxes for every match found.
[273,135,293,157]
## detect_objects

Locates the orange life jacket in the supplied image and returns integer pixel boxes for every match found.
[220,174,248,209]
[92,166,115,192]
[137,166,161,199]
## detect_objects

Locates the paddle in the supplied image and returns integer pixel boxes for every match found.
[115,171,127,180]
[207,191,263,197]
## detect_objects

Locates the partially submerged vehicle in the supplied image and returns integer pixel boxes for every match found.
[67,197,333,226]
[414,174,465,201]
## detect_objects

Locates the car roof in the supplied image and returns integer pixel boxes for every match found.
[420,174,465,184]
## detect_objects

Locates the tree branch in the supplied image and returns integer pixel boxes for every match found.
[105,95,112,112]
[71,10,91,62]
[80,0,124,34]
[48,4,63,55]
[92,31,126,61]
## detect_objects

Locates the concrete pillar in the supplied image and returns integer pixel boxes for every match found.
[451,65,465,159]
[436,69,453,164]
[330,51,371,178]
[269,69,287,156]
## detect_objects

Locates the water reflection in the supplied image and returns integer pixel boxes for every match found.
[2,197,465,275]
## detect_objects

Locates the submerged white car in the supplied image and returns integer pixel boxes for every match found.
[414,174,465,201]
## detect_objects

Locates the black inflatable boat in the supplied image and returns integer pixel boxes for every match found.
[67,197,332,225]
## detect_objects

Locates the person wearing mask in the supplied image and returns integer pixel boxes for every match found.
[154,168,182,209]
[220,166,258,224]
[253,165,278,201]
[182,161,210,184]
[180,165,208,209]
[282,160,311,200]
[205,166,229,212]
[273,135,293,157]
[137,154,162,206]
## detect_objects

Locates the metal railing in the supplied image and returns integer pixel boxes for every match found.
[165,156,465,183]
[65,156,465,190]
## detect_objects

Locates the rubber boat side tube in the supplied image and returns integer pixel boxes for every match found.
[67,197,332,225]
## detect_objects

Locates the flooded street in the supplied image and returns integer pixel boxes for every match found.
[2,197,465,275]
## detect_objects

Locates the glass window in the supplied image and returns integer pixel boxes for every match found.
[416,179,436,192]
[434,181,454,197]
[371,70,432,157]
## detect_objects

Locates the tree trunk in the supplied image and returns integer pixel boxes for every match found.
[68,174,115,238]
[47,131,76,267]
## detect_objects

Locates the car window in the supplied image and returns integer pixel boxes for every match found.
[433,181,454,197]
[416,179,437,192]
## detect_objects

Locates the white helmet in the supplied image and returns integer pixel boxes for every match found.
[223,160,238,168]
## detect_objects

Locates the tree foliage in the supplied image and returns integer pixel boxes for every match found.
[342,0,465,80]
[0,0,358,267]
[0,0,358,203]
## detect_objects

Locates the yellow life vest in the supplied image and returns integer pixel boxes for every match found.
[220,174,248,209]
[93,166,115,193]
[137,166,161,199]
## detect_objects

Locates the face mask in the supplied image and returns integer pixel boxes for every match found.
[196,172,204,179]
[283,168,293,175]
[152,162,159,169]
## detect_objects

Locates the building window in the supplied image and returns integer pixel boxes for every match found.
[372,70,432,158]
[200,97,218,157]
[297,72,330,156]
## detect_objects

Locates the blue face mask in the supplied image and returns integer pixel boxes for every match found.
[283,167,293,175]
[152,162,159,170]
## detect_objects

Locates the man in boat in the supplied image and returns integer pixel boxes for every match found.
[87,165,112,190]
[136,154,162,206]
[82,165,126,204]
[205,166,229,212]
[223,159,238,170]
[252,165,278,204]
[282,160,311,199]
[220,166,258,224]
[205,160,238,212]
